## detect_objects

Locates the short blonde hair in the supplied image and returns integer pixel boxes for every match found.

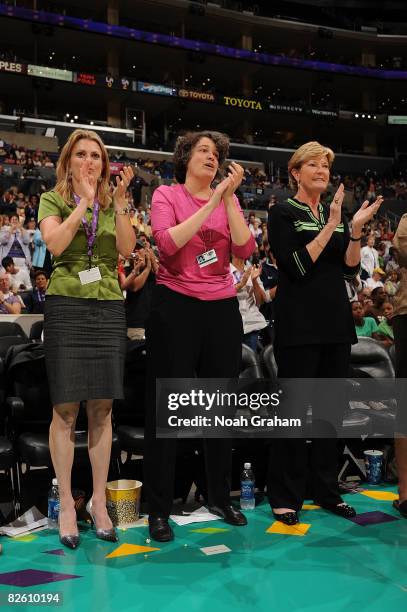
[55,129,111,209]
[288,141,335,190]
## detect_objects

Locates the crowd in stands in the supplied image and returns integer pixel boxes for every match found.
[3,138,407,208]
[0,141,56,170]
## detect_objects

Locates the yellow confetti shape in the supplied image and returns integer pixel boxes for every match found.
[361,490,399,501]
[190,527,230,534]
[11,535,38,543]
[302,504,321,510]
[266,521,311,536]
[105,543,160,558]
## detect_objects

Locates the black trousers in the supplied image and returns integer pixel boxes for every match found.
[267,343,351,511]
[393,315,407,433]
[143,284,243,518]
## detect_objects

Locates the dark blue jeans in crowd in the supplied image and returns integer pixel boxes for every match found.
[243,330,259,352]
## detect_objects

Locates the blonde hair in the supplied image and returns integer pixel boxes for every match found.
[54,129,111,209]
[288,141,335,190]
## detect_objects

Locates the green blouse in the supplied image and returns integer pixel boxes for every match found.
[38,190,123,301]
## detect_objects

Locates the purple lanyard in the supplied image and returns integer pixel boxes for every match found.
[36,289,45,303]
[73,194,100,269]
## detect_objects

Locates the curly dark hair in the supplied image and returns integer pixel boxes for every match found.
[173,131,230,184]
[34,269,49,280]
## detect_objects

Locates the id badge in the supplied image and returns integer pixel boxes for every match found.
[196,248,218,268]
[78,266,102,285]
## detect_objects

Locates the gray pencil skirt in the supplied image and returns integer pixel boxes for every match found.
[44,295,126,405]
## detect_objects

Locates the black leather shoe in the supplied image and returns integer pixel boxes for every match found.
[272,511,299,526]
[317,502,356,518]
[208,505,247,526]
[148,517,174,542]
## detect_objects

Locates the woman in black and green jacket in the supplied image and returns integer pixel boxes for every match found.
[267,141,383,525]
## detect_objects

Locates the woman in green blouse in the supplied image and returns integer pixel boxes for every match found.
[38,129,135,549]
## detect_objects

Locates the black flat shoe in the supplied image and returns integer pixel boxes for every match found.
[393,499,407,518]
[148,516,174,542]
[272,511,299,526]
[208,505,247,526]
[317,502,356,518]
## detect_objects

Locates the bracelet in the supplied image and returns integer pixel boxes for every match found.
[349,235,362,241]
[115,206,131,215]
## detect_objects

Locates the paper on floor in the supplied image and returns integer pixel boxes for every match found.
[170,507,221,526]
[0,506,48,537]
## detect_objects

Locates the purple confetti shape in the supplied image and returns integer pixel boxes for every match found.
[348,511,399,526]
[0,569,81,587]
[43,549,66,556]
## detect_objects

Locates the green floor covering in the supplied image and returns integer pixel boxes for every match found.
[0,486,406,612]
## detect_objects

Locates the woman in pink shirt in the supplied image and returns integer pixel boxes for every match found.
[144,131,255,542]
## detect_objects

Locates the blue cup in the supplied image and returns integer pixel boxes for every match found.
[364,450,383,485]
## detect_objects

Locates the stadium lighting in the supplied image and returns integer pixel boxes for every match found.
[355,114,359,118]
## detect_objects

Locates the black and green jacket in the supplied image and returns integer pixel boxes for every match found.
[268,198,359,347]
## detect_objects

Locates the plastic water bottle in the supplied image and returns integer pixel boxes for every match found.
[240,462,255,510]
[47,478,60,528]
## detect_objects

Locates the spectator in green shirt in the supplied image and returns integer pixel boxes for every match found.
[376,301,394,347]
[38,129,136,550]
[352,300,380,338]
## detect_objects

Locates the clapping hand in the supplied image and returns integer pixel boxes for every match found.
[223,162,244,199]
[352,196,384,233]
[241,266,252,285]
[113,166,134,210]
[145,244,158,266]
[251,264,262,281]
[79,160,97,203]
[210,175,235,208]
[327,183,345,229]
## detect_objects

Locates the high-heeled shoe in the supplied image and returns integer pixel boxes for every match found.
[58,511,80,550]
[86,498,118,542]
